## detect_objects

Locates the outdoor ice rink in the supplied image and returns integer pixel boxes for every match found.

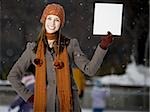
[0,106,149,112]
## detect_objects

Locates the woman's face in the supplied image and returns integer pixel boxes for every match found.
[45,15,61,34]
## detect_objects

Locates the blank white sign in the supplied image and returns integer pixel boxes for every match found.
[93,3,123,36]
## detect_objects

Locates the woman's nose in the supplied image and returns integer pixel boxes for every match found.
[50,20,55,25]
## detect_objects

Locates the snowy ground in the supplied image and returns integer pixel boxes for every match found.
[0,106,19,112]
[94,61,150,87]
[0,106,148,112]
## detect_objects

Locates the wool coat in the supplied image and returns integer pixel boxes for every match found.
[7,38,107,112]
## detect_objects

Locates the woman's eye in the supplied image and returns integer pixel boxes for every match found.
[55,19,60,22]
[48,17,52,20]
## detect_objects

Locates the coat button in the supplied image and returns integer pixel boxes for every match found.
[53,80,56,84]
[52,68,55,72]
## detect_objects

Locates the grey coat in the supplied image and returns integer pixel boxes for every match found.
[7,38,107,112]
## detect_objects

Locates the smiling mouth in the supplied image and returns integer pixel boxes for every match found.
[48,25,55,30]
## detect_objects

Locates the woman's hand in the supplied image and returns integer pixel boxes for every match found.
[99,31,113,50]
[27,95,34,104]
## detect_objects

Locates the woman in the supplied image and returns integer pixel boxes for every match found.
[7,3,113,112]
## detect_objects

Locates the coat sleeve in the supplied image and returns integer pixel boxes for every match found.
[72,39,107,76]
[7,42,35,101]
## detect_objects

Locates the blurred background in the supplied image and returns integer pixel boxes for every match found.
[0,0,149,112]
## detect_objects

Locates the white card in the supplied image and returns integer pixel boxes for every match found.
[93,3,123,36]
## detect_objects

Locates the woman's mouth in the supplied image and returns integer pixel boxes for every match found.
[48,25,55,30]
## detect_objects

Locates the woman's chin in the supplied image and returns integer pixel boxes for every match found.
[47,30,56,34]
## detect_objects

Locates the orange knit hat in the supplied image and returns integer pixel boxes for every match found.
[40,3,65,27]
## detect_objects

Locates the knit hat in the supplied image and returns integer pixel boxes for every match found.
[40,3,65,27]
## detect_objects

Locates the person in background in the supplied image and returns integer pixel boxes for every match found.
[91,80,110,112]
[7,3,113,112]
[8,74,34,112]
[72,67,86,99]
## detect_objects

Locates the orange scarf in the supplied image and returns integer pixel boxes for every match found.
[45,32,57,40]
[55,46,73,112]
[34,35,73,112]
[34,37,47,112]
